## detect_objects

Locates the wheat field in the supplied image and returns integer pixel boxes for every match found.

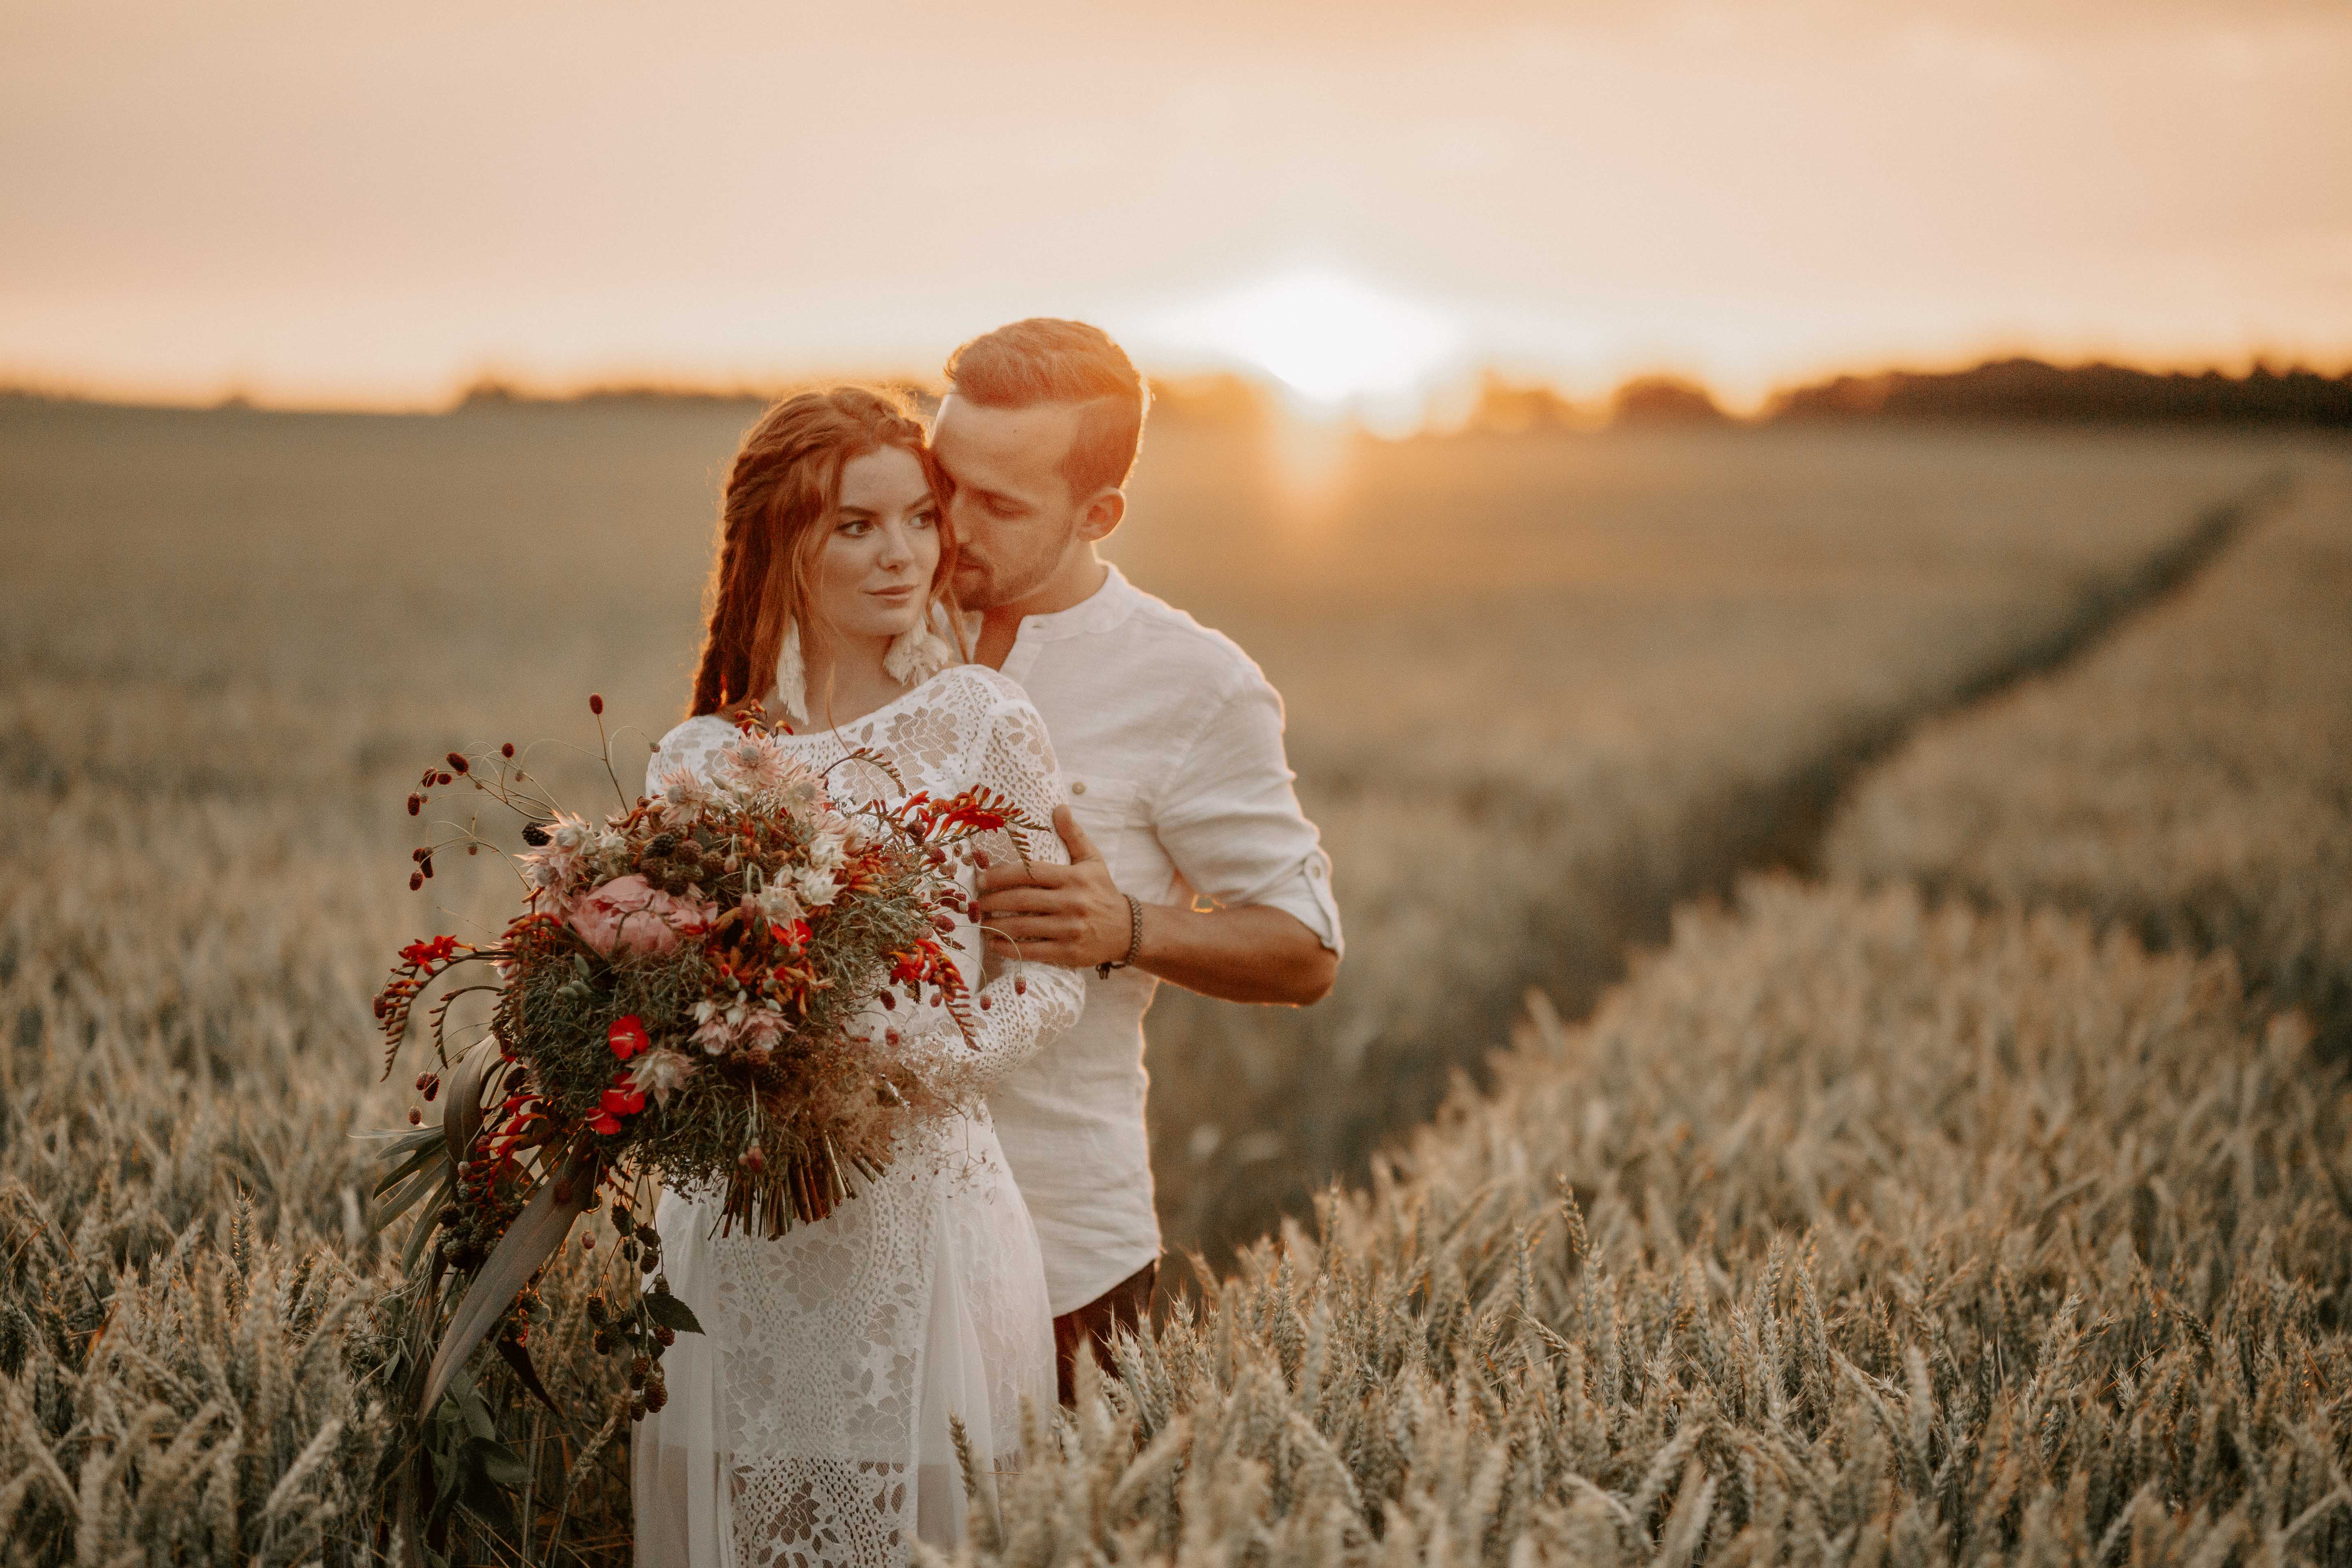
[1826,464,2352,1057]
[1,398,2343,1561]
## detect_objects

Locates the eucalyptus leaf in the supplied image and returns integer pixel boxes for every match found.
[396,1169,454,1273]
[420,1147,596,1414]
[441,1035,504,1174]
[371,1132,445,1200]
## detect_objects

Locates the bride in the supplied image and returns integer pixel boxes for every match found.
[632,387,1082,1568]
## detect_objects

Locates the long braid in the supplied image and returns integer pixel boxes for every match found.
[687,441,775,715]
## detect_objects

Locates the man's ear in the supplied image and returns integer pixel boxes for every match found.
[1076,487,1127,543]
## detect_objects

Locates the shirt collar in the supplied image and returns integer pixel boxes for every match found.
[1013,561,1140,642]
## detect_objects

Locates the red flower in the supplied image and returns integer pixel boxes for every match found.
[608,1015,650,1060]
[399,934,461,967]
[588,1111,623,1136]
[600,1082,647,1118]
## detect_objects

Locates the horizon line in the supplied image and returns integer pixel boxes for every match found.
[8,349,2352,425]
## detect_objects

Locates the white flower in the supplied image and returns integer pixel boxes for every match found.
[745,878,803,925]
[794,865,841,909]
[693,1014,735,1056]
[628,1048,696,1107]
[806,814,850,872]
[652,764,712,822]
[519,811,593,890]
[766,762,827,825]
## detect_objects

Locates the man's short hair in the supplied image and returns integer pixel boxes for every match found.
[944,318,1149,501]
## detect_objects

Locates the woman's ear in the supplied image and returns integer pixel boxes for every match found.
[1076,488,1127,543]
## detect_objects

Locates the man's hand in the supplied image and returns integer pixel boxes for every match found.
[975,806,1133,969]
[974,806,1339,1004]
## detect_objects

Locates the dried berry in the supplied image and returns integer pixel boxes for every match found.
[445,752,470,775]
[521,820,550,847]
[501,742,515,758]
[655,1323,675,1347]
[589,693,604,715]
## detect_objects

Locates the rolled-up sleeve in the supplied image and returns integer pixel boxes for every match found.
[1152,679,1343,957]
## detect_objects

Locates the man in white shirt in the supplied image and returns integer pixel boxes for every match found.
[931,318,1343,1401]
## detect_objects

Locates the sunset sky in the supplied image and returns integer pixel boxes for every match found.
[4,0,2348,412]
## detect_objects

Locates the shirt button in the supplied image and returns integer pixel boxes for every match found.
[1070,781,1087,795]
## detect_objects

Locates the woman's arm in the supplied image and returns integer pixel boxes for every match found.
[915,695,1087,1090]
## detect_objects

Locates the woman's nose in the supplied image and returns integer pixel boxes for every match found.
[876,521,913,567]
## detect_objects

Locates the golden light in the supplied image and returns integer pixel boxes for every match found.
[1160,269,1464,423]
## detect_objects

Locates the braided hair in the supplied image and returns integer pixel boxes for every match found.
[688,386,956,719]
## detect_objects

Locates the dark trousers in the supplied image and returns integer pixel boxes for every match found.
[1051,1260,1158,1406]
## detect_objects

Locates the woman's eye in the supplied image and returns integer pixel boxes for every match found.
[911,510,938,530]
[838,519,872,537]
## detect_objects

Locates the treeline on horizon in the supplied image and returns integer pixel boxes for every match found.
[8,355,2351,432]
[1479,357,2352,432]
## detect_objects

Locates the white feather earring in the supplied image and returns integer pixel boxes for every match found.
[772,621,811,728]
[881,603,959,688]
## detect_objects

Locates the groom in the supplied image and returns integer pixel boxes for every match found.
[932,318,1343,1402]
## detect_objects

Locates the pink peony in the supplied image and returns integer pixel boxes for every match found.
[567,875,716,959]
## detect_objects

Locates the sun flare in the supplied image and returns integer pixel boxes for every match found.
[1162,270,1463,416]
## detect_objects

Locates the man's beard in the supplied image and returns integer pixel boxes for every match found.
[951,559,1000,609]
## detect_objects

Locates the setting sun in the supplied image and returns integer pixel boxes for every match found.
[1156,270,1462,417]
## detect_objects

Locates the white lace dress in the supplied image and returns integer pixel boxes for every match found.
[632,665,1082,1568]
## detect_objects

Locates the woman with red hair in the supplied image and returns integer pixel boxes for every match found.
[632,388,1081,1568]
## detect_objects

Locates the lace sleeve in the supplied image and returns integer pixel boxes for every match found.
[915,694,1085,1095]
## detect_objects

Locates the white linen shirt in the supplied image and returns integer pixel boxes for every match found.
[986,564,1343,1315]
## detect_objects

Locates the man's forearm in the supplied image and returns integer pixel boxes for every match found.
[1134,902,1336,1006]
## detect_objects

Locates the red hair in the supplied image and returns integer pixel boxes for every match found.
[688,387,959,719]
